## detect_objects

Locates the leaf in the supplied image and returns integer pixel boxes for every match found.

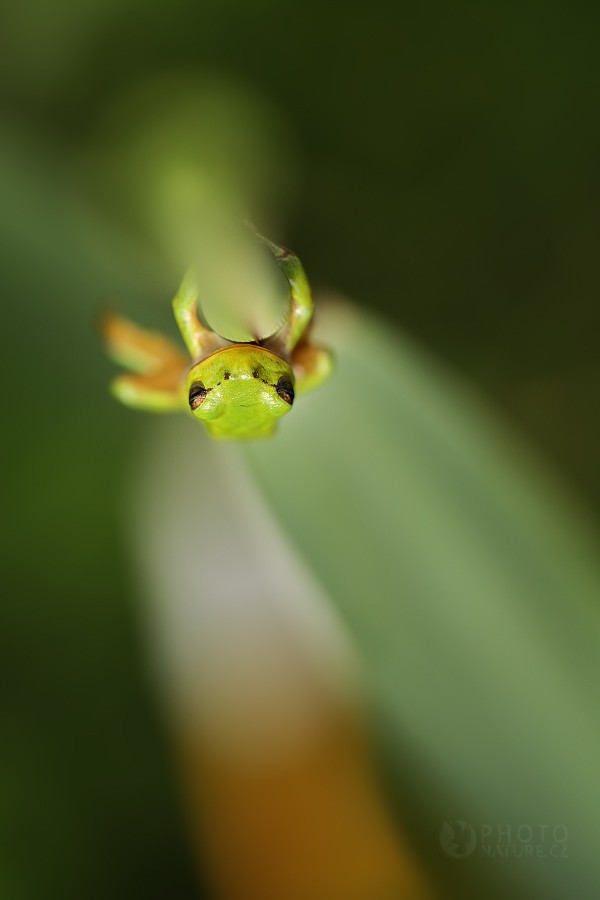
[241,299,600,899]
[131,299,600,897]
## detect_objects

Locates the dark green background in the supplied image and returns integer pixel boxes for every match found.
[2,1,599,898]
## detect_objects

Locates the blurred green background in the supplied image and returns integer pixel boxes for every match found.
[2,1,600,898]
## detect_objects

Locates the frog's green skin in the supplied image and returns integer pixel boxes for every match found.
[103,229,333,439]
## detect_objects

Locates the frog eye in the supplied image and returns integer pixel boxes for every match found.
[275,377,295,405]
[189,381,209,410]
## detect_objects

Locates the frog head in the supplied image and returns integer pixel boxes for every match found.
[185,344,295,439]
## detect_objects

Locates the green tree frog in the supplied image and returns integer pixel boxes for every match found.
[103,229,333,439]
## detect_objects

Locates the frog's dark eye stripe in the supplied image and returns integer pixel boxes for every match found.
[275,377,295,405]
[189,381,209,410]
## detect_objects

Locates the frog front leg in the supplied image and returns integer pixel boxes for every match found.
[249,226,333,395]
[172,269,228,360]
[249,229,314,357]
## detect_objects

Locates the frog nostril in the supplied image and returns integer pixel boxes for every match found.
[252,369,259,378]
[223,371,231,380]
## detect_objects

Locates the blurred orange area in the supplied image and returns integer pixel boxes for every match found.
[180,714,431,900]
[134,425,433,900]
